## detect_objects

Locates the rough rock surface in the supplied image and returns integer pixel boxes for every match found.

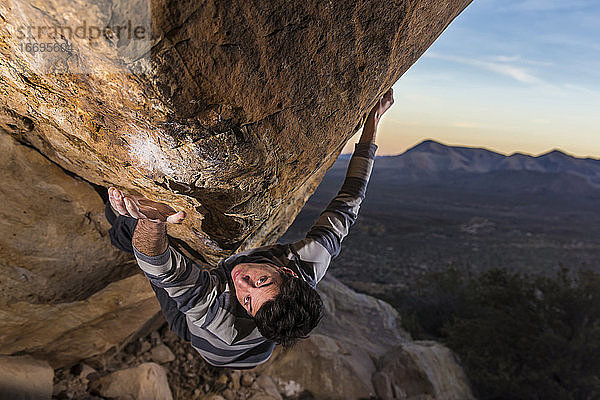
[257,277,474,400]
[0,0,472,262]
[376,341,475,400]
[0,355,54,400]
[0,274,160,368]
[0,131,160,367]
[255,375,283,400]
[0,131,133,306]
[90,362,173,400]
[150,344,176,364]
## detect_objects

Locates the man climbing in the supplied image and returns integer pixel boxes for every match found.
[105,88,394,369]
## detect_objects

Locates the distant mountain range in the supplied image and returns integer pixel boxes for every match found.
[281,139,600,293]
[283,139,600,294]
[362,140,600,188]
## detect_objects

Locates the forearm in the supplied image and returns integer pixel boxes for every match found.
[132,219,168,256]
[132,223,217,327]
[293,139,377,283]
[359,109,379,144]
[303,140,377,255]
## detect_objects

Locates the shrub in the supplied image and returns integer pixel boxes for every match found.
[387,267,600,400]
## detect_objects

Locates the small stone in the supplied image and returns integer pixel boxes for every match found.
[222,388,235,400]
[194,388,202,397]
[138,340,151,355]
[186,353,194,361]
[229,370,241,390]
[213,373,229,391]
[150,330,162,346]
[278,380,302,398]
[241,373,255,387]
[217,374,229,386]
[78,363,98,381]
[90,362,172,400]
[151,344,176,364]
[255,375,282,400]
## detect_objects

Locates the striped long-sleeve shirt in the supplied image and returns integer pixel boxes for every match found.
[133,142,377,368]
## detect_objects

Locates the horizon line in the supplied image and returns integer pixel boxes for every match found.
[342,139,600,161]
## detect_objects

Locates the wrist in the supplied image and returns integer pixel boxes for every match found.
[133,219,168,256]
[137,219,167,232]
[366,110,380,127]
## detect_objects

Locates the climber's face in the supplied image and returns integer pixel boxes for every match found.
[230,263,283,317]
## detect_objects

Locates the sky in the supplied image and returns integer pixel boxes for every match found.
[343,0,600,158]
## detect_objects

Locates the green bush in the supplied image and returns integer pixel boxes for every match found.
[385,267,600,400]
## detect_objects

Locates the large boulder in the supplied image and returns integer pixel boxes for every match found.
[260,333,378,399]
[0,132,132,306]
[0,274,160,368]
[0,0,472,261]
[0,355,54,400]
[316,275,409,355]
[90,362,173,400]
[374,341,474,400]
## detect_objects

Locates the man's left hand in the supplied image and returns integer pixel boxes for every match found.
[108,187,186,224]
[369,88,394,121]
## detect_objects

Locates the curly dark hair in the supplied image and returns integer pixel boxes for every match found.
[254,272,324,348]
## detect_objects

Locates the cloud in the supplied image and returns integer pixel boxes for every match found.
[489,55,521,63]
[484,63,541,84]
[563,83,600,97]
[489,55,553,67]
[424,52,544,84]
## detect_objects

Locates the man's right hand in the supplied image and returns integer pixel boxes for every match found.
[108,187,186,224]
